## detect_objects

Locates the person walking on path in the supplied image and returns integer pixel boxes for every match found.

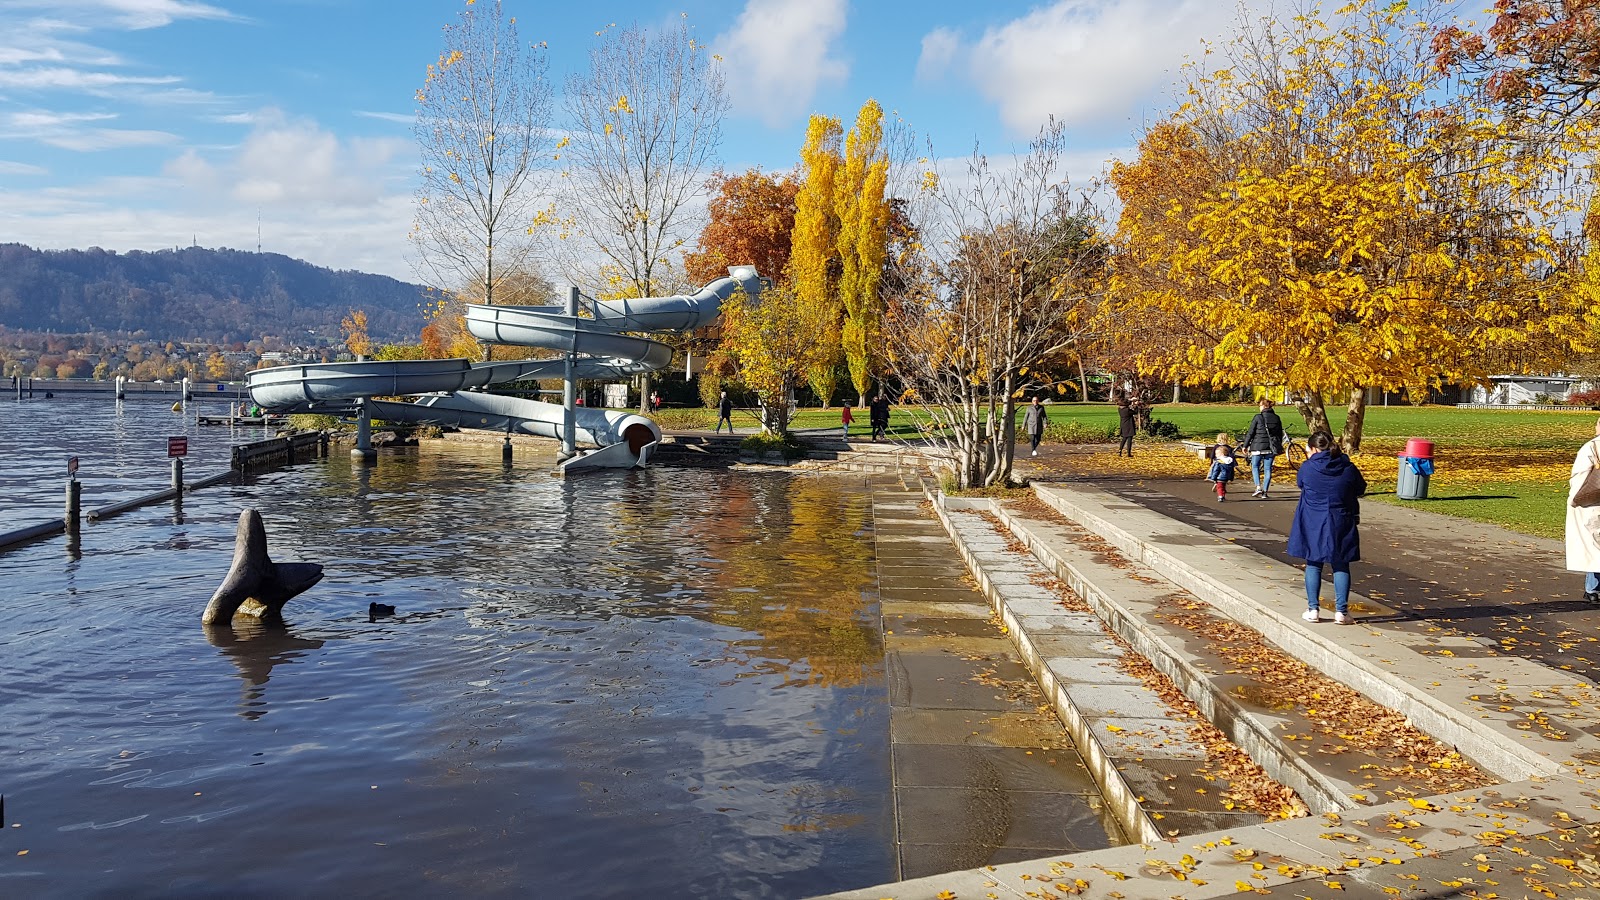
[1567,416,1600,602]
[1242,398,1286,498]
[1023,396,1049,457]
[1206,432,1237,501]
[869,393,891,442]
[841,401,854,439]
[1288,430,1367,624]
[1116,396,1137,457]
[715,390,734,434]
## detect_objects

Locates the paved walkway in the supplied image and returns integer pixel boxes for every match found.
[1028,450,1600,685]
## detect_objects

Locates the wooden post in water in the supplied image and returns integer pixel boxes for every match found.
[64,479,80,534]
[171,457,184,494]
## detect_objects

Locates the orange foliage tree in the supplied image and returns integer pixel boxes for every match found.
[682,168,799,285]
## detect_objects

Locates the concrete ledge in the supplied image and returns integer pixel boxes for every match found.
[989,502,1361,816]
[815,775,1596,899]
[929,494,1166,845]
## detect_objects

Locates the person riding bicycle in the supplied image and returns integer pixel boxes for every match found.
[1242,398,1286,498]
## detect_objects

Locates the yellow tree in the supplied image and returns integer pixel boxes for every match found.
[1107,0,1591,450]
[788,114,843,406]
[836,100,891,398]
[340,309,373,359]
[717,283,830,435]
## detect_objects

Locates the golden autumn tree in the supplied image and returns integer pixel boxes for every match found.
[835,100,891,397]
[340,309,373,359]
[716,283,830,434]
[788,114,844,406]
[1107,0,1592,450]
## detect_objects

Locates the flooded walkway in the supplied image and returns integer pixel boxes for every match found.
[871,485,1124,878]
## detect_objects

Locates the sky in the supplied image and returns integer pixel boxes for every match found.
[0,0,1308,283]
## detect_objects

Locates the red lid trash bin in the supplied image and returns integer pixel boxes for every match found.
[1402,438,1434,459]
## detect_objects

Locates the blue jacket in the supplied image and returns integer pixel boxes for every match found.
[1288,450,1367,564]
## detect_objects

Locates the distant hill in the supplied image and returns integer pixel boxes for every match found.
[0,244,429,344]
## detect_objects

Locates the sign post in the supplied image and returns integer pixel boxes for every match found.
[168,436,188,493]
[65,456,81,532]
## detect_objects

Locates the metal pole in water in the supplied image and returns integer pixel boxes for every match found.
[115,375,125,400]
[352,398,376,462]
[171,457,184,494]
[181,377,191,406]
[560,285,579,461]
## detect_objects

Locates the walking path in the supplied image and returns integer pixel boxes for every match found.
[816,454,1600,900]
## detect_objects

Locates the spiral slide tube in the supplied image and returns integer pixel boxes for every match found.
[246,266,765,470]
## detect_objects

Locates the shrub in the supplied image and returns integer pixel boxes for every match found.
[1142,418,1182,440]
[289,413,344,432]
[1568,388,1600,408]
[1044,419,1117,444]
[650,408,715,431]
[741,432,806,460]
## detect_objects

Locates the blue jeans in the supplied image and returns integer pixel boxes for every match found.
[1250,453,1274,493]
[1305,561,1351,615]
[1588,572,1600,595]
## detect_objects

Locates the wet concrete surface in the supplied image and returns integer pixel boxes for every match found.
[870,485,1124,879]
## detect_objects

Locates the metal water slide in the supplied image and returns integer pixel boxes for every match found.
[246,266,765,470]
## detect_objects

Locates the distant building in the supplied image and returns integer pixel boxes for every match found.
[1469,375,1592,406]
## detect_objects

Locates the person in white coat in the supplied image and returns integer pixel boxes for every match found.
[1568,416,1600,602]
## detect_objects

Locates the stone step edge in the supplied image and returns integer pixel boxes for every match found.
[985,498,1383,816]
[1031,482,1574,782]
[926,489,1166,845]
[812,773,1585,900]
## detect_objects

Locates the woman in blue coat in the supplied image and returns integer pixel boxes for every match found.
[1288,430,1366,624]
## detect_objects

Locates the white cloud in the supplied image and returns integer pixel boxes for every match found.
[916,27,960,84]
[1,108,178,150]
[713,0,849,127]
[0,66,179,90]
[356,110,414,125]
[2,0,240,30]
[923,0,1261,135]
[0,160,49,175]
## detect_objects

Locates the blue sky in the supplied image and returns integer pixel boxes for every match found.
[0,0,1284,281]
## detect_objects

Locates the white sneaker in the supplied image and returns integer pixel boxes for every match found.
[1031,450,1037,456]
[1302,609,1320,623]
[1334,612,1353,625]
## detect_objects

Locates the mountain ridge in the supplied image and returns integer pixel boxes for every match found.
[0,243,429,344]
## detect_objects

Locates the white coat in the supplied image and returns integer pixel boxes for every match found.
[1567,436,1600,573]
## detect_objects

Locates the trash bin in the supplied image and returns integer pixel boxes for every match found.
[1396,438,1434,500]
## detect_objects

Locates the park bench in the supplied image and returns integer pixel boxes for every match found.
[1179,439,1212,459]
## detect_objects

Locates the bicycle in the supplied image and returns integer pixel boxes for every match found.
[1281,434,1309,469]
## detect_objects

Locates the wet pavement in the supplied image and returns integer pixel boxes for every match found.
[870,487,1124,878]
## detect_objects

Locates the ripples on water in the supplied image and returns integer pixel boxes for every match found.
[1,398,893,898]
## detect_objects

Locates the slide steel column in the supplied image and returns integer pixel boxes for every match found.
[560,286,578,461]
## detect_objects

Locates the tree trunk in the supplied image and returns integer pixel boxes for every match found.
[996,382,1017,486]
[1172,380,1180,403]
[1292,390,1329,435]
[1076,355,1089,402]
[639,371,652,415]
[1341,386,1367,453]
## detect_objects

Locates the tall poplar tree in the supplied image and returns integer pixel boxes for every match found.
[788,114,844,406]
[835,100,890,397]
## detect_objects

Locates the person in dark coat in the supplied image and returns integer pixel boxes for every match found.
[1116,397,1137,457]
[715,390,734,434]
[1288,430,1367,624]
[869,393,891,441]
[1241,398,1286,498]
[1023,396,1048,457]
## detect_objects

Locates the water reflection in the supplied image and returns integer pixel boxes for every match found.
[2,436,894,898]
[202,622,326,720]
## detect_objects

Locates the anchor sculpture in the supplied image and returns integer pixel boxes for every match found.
[201,509,323,625]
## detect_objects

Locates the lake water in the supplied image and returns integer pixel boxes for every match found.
[1,397,893,898]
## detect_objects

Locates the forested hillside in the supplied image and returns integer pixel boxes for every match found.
[0,244,427,343]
